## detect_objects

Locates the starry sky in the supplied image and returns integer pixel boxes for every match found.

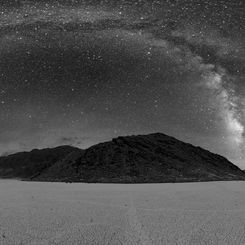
[0,0,245,167]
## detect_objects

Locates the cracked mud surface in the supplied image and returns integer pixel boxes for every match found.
[1,180,245,244]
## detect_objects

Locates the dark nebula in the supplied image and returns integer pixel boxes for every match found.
[0,0,245,167]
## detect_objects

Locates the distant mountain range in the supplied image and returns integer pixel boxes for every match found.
[0,133,244,183]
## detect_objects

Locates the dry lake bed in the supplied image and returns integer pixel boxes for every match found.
[1,180,245,245]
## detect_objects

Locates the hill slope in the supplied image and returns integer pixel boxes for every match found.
[32,133,245,183]
[0,146,81,179]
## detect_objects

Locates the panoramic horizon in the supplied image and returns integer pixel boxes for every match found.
[1,2,245,244]
[2,131,245,171]
[0,0,245,169]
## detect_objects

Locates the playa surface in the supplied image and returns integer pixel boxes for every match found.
[1,180,245,245]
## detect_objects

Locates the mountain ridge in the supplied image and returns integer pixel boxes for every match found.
[0,133,244,183]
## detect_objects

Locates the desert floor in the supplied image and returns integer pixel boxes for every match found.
[1,180,245,245]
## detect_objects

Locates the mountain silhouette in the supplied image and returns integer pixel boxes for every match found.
[0,133,244,183]
[0,146,80,179]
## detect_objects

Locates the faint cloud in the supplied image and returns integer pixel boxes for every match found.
[57,136,90,146]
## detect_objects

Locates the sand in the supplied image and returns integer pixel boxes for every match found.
[1,180,245,245]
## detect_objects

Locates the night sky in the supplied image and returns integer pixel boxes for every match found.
[0,0,245,167]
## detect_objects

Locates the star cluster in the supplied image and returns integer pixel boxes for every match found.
[0,0,245,167]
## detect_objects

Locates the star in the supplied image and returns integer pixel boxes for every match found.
[0,0,244,168]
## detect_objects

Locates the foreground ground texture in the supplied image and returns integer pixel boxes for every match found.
[1,180,245,245]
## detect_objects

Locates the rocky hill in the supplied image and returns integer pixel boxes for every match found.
[32,133,245,183]
[1,133,244,183]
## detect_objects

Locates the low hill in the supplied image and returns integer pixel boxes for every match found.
[32,133,245,183]
[0,146,81,179]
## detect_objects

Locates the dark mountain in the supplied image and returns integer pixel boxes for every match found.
[0,146,81,179]
[31,133,245,183]
[33,149,84,182]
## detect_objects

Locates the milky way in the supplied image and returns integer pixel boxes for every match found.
[0,0,245,167]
